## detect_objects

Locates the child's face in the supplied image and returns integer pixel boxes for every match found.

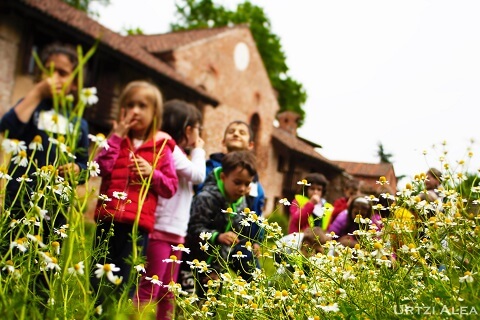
[43,53,76,94]
[221,167,254,202]
[222,123,253,152]
[123,87,156,137]
[307,183,324,198]
[344,187,358,198]
[351,201,371,219]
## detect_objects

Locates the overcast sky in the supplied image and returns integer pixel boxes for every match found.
[92,0,480,186]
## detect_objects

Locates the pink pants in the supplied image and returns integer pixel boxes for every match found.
[134,239,182,320]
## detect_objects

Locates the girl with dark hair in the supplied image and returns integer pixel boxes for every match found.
[134,99,205,319]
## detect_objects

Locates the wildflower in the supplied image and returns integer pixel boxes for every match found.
[134,264,146,273]
[376,176,389,185]
[279,198,291,206]
[199,242,209,252]
[98,194,112,202]
[319,303,340,312]
[239,219,250,227]
[459,271,475,283]
[28,135,43,151]
[163,255,182,264]
[243,241,253,252]
[2,139,26,155]
[68,261,85,275]
[199,231,212,241]
[2,260,15,273]
[145,275,162,286]
[0,166,12,181]
[172,244,190,253]
[232,251,247,259]
[112,191,128,200]
[54,227,68,238]
[16,174,32,182]
[88,133,110,150]
[221,208,236,214]
[51,241,61,255]
[80,87,99,106]
[95,263,121,284]
[297,179,311,186]
[87,161,100,177]
[45,257,61,272]
[165,280,185,294]
[95,305,103,316]
[12,150,28,167]
[354,214,369,224]
[10,238,28,252]
[31,205,48,220]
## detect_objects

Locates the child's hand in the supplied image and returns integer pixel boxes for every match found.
[112,108,138,138]
[33,75,60,100]
[128,155,153,178]
[195,137,204,149]
[58,163,80,177]
[218,231,239,246]
[310,194,321,204]
[253,243,261,257]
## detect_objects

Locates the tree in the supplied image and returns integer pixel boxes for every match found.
[377,142,393,163]
[172,0,307,126]
[62,0,110,17]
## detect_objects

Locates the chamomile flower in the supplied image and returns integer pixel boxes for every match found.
[16,174,32,182]
[12,150,28,167]
[2,260,15,273]
[199,242,209,252]
[242,241,253,252]
[459,271,475,283]
[163,255,182,264]
[319,303,340,312]
[376,176,389,185]
[199,231,212,241]
[2,139,26,155]
[232,251,247,259]
[134,264,146,273]
[113,191,128,200]
[279,198,291,206]
[0,166,12,181]
[54,227,68,238]
[68,261,85,275]
[221,208,236,214]
[172,244,190,253]
[10,238,28,252]
[80,87,99,106]
[88,133,109,150]
[87,161,100,177]
[146,275,162,286]
[98,194,112,202]
[297,179,311,186]
[95,263,121,284]
[26,234,46,248]
[28,135,43,151]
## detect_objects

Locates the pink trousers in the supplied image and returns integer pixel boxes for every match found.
[134,239,182,320]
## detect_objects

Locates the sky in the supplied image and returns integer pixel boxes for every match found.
[91,0,480,186]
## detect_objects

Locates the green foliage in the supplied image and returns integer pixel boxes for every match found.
[377,142,393,164]
[124,27,145,36]
[171,0,307,126]
[61,0,110,17]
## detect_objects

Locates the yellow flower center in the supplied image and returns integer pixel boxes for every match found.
[169,255,177,261]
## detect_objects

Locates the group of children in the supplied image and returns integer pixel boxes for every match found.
[0,42,264,319]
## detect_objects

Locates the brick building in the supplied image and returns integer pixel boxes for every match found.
[1,0,396,218]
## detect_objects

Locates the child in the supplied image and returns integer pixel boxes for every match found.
[330,178,360,224]
[327,195,379,248]
[288,173,333,234]
[185,150,259,297]
[134,99,205,319]
[197,120,265,217]
[0,42,89,237]
[93,81,178,300]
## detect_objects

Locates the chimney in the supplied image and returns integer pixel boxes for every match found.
[277,111,300,136]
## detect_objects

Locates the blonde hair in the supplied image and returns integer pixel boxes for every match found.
[118,81,163,139]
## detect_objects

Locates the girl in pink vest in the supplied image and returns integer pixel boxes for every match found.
[93,81,178,303]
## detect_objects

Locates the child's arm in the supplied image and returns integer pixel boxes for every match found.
[151,142,178,199]
[14,76,57,123]
[288,199,315,233]
[173,145,206,184]
[95,134,123,176]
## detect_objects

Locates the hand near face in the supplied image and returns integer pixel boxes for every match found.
[112,108,138,138]
[218,231,239,246]
[310,194,321,204]
[128,155,153,178]
[57,162,80,177]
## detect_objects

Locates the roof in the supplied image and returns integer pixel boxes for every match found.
[7,0,218,105]
[333,161,395,178]
[271,127,343,172]
[130,26,245,54]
